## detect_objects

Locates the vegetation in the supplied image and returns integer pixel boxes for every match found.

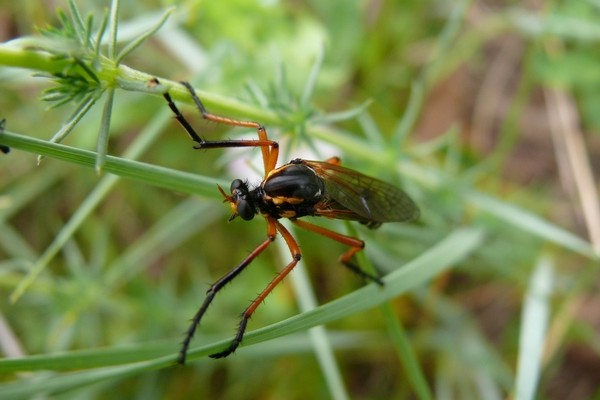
[0,0,598,399]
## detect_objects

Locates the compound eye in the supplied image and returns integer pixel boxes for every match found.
[230,179,245,192]
[236,200,254,221]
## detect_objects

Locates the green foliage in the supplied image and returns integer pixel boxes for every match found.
[1,0,599,399]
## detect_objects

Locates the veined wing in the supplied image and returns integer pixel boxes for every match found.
[301,159,420,224]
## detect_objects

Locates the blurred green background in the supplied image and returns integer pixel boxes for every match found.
[1,0,599,399]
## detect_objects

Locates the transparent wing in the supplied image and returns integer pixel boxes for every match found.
[303,160,420,223]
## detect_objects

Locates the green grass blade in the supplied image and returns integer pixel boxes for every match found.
[0,357,173,400]
[95,88,114,172]
[42,92,99,144]
[468,191,599,259]
[108,0,120,59]
[0,131,224,197]
[382,303,433,400]
[115,8,173,64]
[67,0,87,44]
[513,256,554,400]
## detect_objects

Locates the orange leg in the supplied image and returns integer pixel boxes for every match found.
[178,217,278,364]
[154,78,279,174]
[291,219,383,286]
[210,219,302,358]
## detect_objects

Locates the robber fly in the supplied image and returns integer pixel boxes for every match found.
[150,79,419,364]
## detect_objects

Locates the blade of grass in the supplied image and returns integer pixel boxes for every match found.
[513,256,554,400]
[108,0,120,59]
[0,331,385,374]
[300,44,324,108]
[42,92,99,145]
[115,8,174,65]
[95,88,114,172]
[468,191,599,259]
[0,131,224,198]
[381,302,432,400]
[311,99,373,125]
[94,11,109,56]
[0,357,174,400]
[67,0,87,43]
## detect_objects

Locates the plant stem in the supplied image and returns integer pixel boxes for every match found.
[0,46,71,74]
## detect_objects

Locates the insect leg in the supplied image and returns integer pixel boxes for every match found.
[210,219,302,359]
[178,218,278,364]
[178,81,279,174]
[150,78,279,174]
[149,78,204,144]
[291,219,384,286]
